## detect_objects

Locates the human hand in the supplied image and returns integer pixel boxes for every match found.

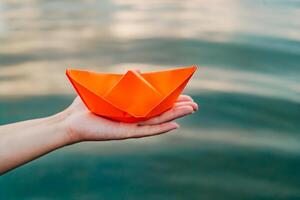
[0,94,197,174]
[63,95,198,143]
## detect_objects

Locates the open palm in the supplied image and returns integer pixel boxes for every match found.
[64,95,198,143]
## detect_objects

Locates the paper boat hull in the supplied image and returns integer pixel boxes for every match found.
[66,66,197,123]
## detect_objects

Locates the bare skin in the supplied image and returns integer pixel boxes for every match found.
[0,95,198,174]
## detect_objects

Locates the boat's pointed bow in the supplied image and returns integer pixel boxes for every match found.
[142,65,198,117]
[141,65,197,95]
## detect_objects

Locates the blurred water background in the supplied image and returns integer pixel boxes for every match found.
[0,0,300,199]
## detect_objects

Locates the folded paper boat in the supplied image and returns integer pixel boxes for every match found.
[66,65,197,123]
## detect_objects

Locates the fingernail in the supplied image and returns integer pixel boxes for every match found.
[194,104,199,111]
[173,123,180,129]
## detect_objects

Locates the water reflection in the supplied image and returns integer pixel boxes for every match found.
[0,0,299,97]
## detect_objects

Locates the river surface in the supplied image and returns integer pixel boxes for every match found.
[0,0,300,199]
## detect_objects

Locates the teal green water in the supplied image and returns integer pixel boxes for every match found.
[0,0,300,199]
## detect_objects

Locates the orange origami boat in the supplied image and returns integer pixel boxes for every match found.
[66,65,197,123]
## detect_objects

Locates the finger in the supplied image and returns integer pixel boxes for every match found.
[177,95,194,102]
[139,105,194,125]
[127,122,179,139]
[174,101,198,111]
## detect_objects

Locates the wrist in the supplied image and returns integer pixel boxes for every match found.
[55,109,83,145]
[49,110,80,145]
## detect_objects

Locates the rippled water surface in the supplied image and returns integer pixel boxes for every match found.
[0,0,300,199]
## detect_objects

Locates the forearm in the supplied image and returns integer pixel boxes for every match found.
[0,112,70,174]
